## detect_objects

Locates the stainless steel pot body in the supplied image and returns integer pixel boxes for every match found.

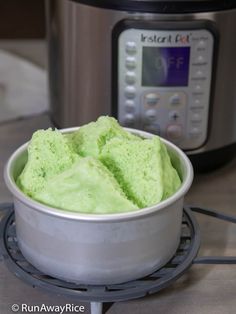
[46,1,236,155]
[4,128,193,285]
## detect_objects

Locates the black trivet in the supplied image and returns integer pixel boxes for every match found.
[1,204,236,314]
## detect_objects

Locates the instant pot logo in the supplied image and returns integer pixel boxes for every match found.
[141,33,191,44]
[175,34,191,44]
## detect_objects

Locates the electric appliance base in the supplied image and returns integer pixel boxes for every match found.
[189,143,236,172]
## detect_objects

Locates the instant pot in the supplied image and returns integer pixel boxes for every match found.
[46,0,236,171]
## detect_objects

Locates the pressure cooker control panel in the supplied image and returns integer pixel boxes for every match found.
[116,26,214,150]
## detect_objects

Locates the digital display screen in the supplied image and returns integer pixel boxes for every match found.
[142,47,190,87]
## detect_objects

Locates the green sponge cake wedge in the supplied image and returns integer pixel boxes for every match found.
[100,136,181,208]
[17,129,78,197]
[34,157,138,214]
[100,136,165,208]
[69,116,141,158]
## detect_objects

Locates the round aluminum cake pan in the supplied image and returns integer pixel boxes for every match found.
[4,128,193,285]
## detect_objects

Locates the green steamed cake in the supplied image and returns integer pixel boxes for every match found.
[17,116,182,214]
[17,129,78,197]
[34,157,138,214]
[100,136,163,208]
[69,116,141,158]
[100,136,181,208]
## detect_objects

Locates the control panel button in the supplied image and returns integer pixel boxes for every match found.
[125,100,135,113]
[169,93,181,106]
[125,57,136,69]
[144,93,160,106]
[145,109,156,121]
[191,112,202,122]
[194,85,203,93]
[124,113,135,125]
[144,123,160,135]
[191,99,204,109]
[189,127,201,137]
[166,125,182,140]
[166,92,186,107]
[195,70,204,77]
[125,42,137,54]
[125,72,136,85]
[192,70,206,81]
[195,55,206,64]
[197,40,207,49]
[194,99,201,105]
[169,111,180,122]
[125,86,136,99]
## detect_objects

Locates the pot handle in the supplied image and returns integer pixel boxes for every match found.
[189,206,236,265]
[0,203,13,261]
